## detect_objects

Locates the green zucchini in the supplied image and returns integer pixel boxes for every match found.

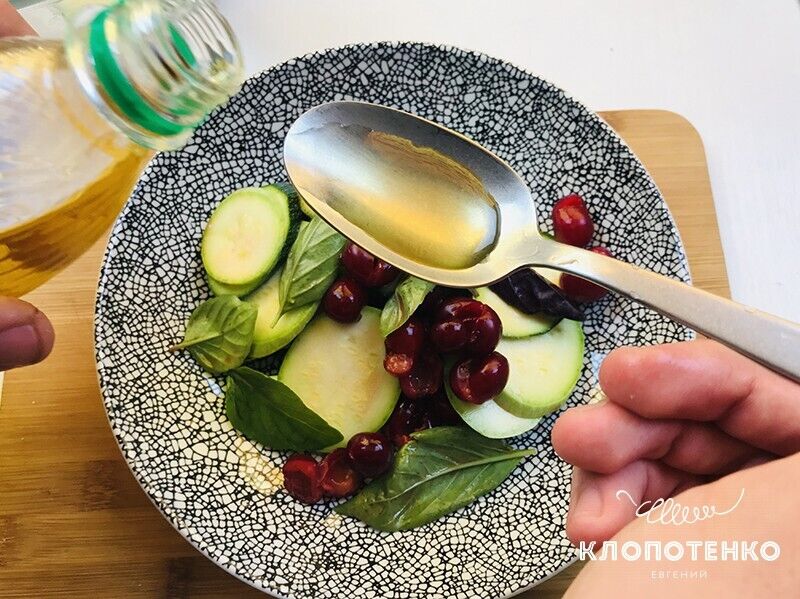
[201,184,300,286]
[245,266,318,358]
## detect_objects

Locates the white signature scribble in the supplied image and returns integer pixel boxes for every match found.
[615,488,745,525]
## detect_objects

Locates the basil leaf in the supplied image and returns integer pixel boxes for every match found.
[171,296,256,374]
[379,276,435,337]
[336,426,535,531]
[279,216,346,314]
[226,367,343,450]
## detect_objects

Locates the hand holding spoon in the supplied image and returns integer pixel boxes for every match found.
[284,101,800,383]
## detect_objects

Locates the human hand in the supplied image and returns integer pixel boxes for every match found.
[552,339,800,545]
[0,297,54,371]
[0,0,36,37]
[0,3,51,373]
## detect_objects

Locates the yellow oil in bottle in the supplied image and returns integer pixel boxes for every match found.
[0,39,153,297]
[0,147,151,297]
[0,0,243,297]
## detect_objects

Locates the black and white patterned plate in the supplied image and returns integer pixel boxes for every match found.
[94,42,692,598]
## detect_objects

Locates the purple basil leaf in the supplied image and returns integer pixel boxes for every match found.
[490,269,584,321]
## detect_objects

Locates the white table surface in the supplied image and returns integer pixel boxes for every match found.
[22,0,800,324]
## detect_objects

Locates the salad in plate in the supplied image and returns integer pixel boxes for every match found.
[172,182,613,531]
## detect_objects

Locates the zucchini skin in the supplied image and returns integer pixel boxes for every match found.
[268,182,303,265]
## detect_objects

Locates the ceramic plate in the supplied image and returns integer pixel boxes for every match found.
[95,42,692,599]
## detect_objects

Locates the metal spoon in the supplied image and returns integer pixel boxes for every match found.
[284,101,800,383]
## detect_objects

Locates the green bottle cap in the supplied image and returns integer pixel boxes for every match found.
[89,4,201,137]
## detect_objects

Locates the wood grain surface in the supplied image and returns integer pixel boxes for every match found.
[0,110,728,598]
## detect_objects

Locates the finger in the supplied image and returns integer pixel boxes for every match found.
[0,297,55,371]
[566,461,704,545]
[552,400,773,476]
[0,1,36,37]
[599,340,800,455]
[564,454,800,599]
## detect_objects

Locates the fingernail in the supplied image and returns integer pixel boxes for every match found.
[574,479,603,517]
[0,325,42,370]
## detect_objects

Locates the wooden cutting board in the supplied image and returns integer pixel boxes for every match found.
[0,110,728,598]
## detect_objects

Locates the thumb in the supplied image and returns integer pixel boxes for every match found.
[0,297,55,371]
[0,0,37,37]
[566,462,703,545]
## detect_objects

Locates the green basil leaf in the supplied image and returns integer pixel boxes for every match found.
[171,296,256,374]
[379,276,435,337]
[336,426,535,531]
[226,367,343,450]
[279,216,346,314]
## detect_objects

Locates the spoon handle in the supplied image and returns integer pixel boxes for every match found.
[530,239,800,383]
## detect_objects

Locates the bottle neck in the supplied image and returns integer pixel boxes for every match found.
[65,0,243,150]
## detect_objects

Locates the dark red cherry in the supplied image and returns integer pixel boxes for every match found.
[319,448,362,498]
[429,388,462,426]
[552,193,594,247]
[323,276,366,322]
[347,432,393,477]
[384,397,433,447]
[282,454,322,504]
[341,242,400,287]
[415,286,472,321]
[383,317,426,377]
[384,353,414,377]
[450,351,510,404]
[399,349,443,398]
[430,298,502,355]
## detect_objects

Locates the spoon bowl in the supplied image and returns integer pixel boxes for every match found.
[284,101,540,287]
[284,101,800,383]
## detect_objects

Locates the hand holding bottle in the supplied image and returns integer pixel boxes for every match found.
[0,0,242,369]
[0,1,55,372]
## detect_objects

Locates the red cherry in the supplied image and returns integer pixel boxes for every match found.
[430,298,501,355]
[347,432,393,477]
[319,448,362,498]
[399,349,443,398]
[383,317,426,377]
[450,351,510,404]
[384,353,414,377]
[415,286,471,321]
[384,397,433,447]
[323,276,366,322]
[385,317,426,356]
[560,246,613,302]
[282,454,322,504]
[552,194,594,247]
[429,388,462,426]
[341,242,400,288]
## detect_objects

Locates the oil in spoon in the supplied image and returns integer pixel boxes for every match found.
[288,123,500,270]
